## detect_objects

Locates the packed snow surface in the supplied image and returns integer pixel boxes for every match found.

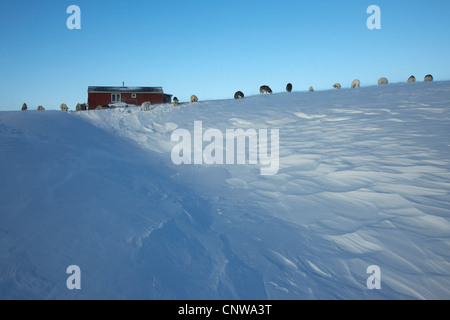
[0,82,449,299]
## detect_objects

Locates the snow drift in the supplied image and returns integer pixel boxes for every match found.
[0,81,449,299]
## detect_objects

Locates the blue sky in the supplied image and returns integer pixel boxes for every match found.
[0,0,449,110]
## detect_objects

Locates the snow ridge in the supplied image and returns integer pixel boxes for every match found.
[1,82,449,299]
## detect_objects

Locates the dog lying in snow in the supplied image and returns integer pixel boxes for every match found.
[378,77,388,85]
[351,79,360,88]
[286,83,292,92]
[76,103,87,111]
[333,83,341,89]
[234,91,244,99]
[141,101,152,111]
[260,85,272,95]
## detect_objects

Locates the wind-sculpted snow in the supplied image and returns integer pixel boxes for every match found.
[1,82,449,299]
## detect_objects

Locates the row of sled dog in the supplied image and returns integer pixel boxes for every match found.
[331,74,433,90]
[21,103,86,112]
[20,74,434,111]
[188,74,434,104]
[234,74,434,101]
[173,74,434,108]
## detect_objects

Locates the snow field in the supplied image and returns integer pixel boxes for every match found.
[0,81,449,299]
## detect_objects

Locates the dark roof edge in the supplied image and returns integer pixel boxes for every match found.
[88,86,164,93]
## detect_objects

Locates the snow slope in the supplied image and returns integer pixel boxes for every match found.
[1,82,449,299]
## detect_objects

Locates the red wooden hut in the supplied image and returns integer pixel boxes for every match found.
[88,86,172,110]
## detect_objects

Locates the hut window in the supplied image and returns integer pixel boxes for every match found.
[111,94,121,103]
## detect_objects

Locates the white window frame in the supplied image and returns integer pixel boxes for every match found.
[111,93,121,103]
[131,93,137,99]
